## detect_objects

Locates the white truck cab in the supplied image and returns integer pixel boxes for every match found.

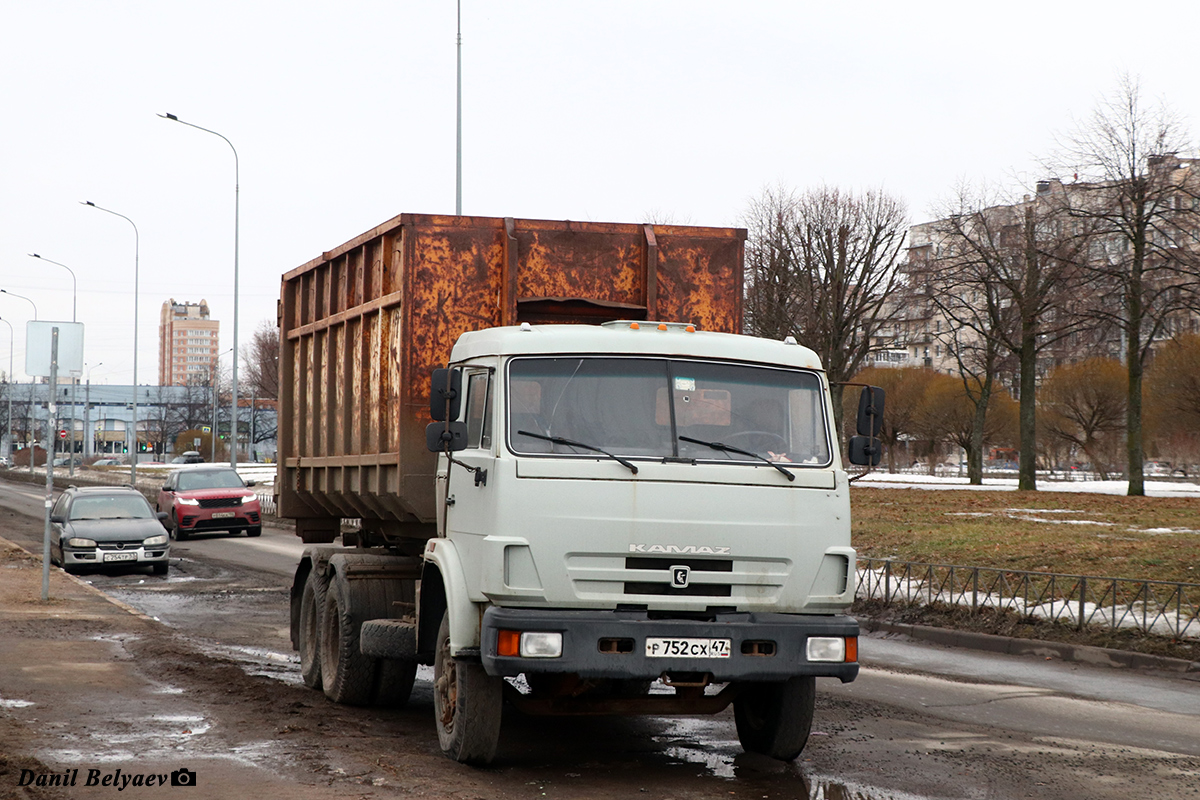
[420,321,866,763]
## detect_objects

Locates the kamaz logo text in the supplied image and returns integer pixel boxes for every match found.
[628,544,731,555]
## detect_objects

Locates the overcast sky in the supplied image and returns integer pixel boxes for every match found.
[3,1,1197,384]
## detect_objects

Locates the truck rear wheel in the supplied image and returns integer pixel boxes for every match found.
[733,676,816,761]
[433,611,503,764]
[319,570,377,705]
[298,568,326,689]
[358,583,418,708]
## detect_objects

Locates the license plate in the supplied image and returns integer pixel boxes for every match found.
[645,637,732,658]
[105,552,138,563]
[211,511,236,519]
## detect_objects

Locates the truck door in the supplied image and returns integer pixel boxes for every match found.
[444,369,497,543]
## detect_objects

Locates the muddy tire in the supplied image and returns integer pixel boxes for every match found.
[246,526,262,538]
[171,514,188,541]
[298,568,327,690]
[433,611,502,764]
[733,676,815,761]
[152,561,169,576]
[373,658,419,708]
[319,570,376,705]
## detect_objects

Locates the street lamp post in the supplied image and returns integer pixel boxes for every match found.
[160,112,240,470]
[82,201,140,487]
[29,254,80,475]
[0,318,12,463]
[28,254,76,322]
[84,362,102,459]
[456,0,463,215]
[0,290,38,320]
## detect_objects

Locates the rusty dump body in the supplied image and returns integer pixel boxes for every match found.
[277,213,746,544]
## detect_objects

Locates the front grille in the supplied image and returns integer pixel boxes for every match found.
[624,556,735,597]
[567,553,789,604]
[98,542,139,551]
[198,497,240,509]
[624,581,732,597]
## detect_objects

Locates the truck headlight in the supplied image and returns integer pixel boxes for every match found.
[177,497,200,506]
[497,630,562,658]
[143,535,169,547]
[806,636,857,663]
[67,538,97,548]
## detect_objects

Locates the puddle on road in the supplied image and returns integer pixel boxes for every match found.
[0,696,36,709]
[190,641,304,686]
[654,718,934,799]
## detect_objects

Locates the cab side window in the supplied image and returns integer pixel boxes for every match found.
[465,372,492,450]
[51,494,70,521]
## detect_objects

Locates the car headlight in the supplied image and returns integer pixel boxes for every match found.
[66,538,97,548]
[143,535,169,546]
[177,497,200,506]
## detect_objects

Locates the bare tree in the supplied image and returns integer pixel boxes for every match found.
[848,365,939,473]
[1040,358,1127,480]
[917,370,1018,475]
[1046,76,1200,495]
[911,183,1089,489]
[744,185,908,435]
[241,319,280,400]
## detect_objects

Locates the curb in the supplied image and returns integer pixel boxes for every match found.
[859,617,1200,678]
[0,534,160,623]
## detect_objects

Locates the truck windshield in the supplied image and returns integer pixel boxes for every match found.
[507,357,831,466]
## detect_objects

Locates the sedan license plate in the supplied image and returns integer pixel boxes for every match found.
[104,552,138,563]
[645,637,731,658]
[211,511,236,519]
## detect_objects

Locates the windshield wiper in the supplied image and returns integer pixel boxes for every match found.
[678,435,795,482]
[517,430,639,475]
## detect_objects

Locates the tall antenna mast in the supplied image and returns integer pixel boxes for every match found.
[455,0,463,216]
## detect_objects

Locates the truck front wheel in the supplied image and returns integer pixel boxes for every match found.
[433,611,503,764]
[733,676,816,761]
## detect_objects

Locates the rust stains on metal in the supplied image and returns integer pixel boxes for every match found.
[279,214,746,529]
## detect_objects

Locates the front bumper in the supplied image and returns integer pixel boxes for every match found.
[64,545,170,567]
[481,607,859,683]
[178,507,261,532]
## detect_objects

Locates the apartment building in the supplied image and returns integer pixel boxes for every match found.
[159,299,220,386]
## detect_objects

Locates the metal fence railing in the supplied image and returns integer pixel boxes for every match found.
[856,558,1200,640]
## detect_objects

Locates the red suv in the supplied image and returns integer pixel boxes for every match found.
[157,465,263,540]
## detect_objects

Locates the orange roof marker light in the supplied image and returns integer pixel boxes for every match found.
[685,325,696,333]
[629,322,640,330]
[658,323,668,331]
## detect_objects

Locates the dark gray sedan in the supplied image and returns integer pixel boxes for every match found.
[49,486,172,575]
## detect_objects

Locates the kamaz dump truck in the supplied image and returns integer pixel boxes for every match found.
[280,213,881,764]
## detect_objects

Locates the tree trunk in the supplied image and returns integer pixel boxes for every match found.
[968,376,993,485]
[1126,233,1145,497]
[1017,340,1038,491]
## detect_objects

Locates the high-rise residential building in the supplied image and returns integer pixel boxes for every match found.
[159,299,220,386]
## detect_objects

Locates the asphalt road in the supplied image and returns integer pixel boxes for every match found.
[1,474,1196,800]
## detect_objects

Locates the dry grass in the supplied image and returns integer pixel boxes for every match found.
[849,486,1200,584]
[848,486,1200,659]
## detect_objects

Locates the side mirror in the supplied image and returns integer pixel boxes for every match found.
[848,435,882,467]
[157,512,170,526]
[245,480,257,487]
[426,421,469,452]
[856,386,885,437]
[162,484,171,492]
[50,515,65,525]
[430,368,462,422]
